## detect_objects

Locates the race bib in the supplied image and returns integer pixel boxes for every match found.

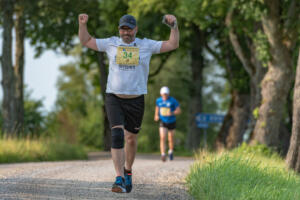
[116,46,139,66]
[160,107,171,116]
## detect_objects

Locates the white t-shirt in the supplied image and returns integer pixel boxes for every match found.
[96,37,162,95]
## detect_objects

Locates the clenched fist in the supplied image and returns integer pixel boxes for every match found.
[78,14,89,25]
[162,14,177,29]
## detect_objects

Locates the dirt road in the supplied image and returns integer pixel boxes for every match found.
[0,153,194,200]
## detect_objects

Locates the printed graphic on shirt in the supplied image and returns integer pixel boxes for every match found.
[116,46,139,66]
[118,65,136,71]
[160,107,171,116]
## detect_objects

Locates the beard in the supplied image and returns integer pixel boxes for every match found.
[120,33,136,44]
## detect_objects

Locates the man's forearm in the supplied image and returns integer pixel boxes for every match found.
[173,107,181,115]
[78,24,92,46]
[168,27,179,49]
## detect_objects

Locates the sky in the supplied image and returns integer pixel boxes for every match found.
[0,38,73,112]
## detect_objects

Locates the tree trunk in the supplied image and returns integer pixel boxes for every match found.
[215,98,233,150]
[226,10,267,138]
[226,91,250,149]
[185,24,204,150]
[286,50,300,173]
[215,91,250,149]
[248,43,267,133]
[1,0,17,136]
[14,1,26,135]
[252,0,293,148]
[97,52,111,151]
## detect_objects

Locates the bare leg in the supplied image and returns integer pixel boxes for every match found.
[159,127,168,155]
[124,130,138,171]
[111,125,125,177]
[168,129,175,152]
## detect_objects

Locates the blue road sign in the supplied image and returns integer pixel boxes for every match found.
[195,113,225,129]
[196,113,224,124]
[197,122,209,128]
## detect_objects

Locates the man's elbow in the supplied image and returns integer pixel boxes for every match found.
[79,36,92,47]
[172,41,179,50]
[169,43,179,51]
[79,38,86,46]
[80,40,89,47]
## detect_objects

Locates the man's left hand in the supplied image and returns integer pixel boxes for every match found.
[163,14,177,29]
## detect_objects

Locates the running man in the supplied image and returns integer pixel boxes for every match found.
[154,86,181,162]
[78,14,179,193]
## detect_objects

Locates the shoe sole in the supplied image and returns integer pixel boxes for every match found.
[126,185,132,193]
[111,186,126,193]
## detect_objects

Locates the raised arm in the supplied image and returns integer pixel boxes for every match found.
[78,14,98,51]
[160,15,180,53]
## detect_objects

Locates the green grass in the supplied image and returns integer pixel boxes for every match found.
[187,144,300,200]
[0,138,88,163]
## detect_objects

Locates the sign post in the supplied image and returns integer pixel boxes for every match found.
[195,113,225,148]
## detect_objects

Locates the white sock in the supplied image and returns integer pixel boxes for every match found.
[168,149,173,154]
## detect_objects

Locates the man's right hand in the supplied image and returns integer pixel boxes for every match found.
[154,115,159,122]
[78,14,89,25]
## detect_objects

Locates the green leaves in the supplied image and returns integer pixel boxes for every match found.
[253,30,270,67]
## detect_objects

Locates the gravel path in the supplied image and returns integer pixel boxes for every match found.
[0,152,194,200]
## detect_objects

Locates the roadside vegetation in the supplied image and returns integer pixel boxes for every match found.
[0,138,87,163]
[187,144,300,200]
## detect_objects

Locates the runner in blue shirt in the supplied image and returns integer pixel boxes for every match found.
[154,86,181,161]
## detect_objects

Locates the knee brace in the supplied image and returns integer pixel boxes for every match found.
[111,128,124,149]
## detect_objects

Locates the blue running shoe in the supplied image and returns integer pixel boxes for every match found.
[124,169,132,193]
[111,176,126,193]
[169,152,174,161]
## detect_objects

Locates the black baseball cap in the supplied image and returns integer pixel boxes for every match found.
[119,14,137,29]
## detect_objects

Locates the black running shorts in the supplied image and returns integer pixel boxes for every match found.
[105,93,145,134]
[159,121,176,130]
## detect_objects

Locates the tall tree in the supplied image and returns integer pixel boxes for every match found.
[286,49,300,173]
[97,52,110,151]
[0,0,17,135]
[252,0,299,147]
[225,6,267,136]
[54,61,103,147]
[212,42,251,149]
[14,0,26,134]
[185,25,205,150]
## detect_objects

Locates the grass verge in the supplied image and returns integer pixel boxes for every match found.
[186,144,300,200]
[0,138,87,163]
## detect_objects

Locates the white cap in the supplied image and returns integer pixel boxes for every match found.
[160,86,170,95]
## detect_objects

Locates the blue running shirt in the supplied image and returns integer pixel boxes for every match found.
[156,96,179,123]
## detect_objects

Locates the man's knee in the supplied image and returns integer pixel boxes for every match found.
[126,136,136,146]
[111,127,124,149]
[160,135,166,140]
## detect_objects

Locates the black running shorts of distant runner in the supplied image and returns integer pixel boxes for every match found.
[159,121,176,130]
